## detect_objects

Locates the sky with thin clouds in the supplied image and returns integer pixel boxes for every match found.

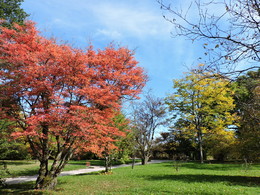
[21,0,205,98]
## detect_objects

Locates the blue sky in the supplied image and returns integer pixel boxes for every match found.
[21,0,205,98]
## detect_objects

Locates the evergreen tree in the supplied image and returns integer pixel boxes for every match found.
[0,0,29,27]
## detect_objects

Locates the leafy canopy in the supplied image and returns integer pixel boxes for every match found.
[166,68,238,161]
[0,21,147,158]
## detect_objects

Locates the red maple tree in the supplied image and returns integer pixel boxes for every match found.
[0,21,147,189]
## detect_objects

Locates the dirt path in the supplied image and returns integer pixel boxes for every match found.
[5,160,171,185]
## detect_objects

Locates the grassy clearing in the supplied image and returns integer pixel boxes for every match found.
[1,162,259,194]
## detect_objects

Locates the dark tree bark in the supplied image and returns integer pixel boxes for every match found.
[35,146,74,190]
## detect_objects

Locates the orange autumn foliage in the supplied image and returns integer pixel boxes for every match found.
[0,21,147,157]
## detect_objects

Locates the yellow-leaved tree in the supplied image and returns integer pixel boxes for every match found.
[166,68,238,163]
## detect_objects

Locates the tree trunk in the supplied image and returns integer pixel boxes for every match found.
[35,159,59,190]
[132,155,136,169]
[35,174,58,190]
[35,160,48,189]
[198,131,204,163]
[105,155,111,172]
[35,147,74,190]
[141,155,149,165]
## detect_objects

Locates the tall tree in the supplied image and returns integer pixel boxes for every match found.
[166,69,237,163]
[158,0,259,75]
[130,93,167,165]
[0,22,147,189]
[0,0,29,27]
[234,69,260,161]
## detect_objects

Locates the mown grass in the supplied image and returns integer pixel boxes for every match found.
[1,162,260,194]
[0,159,138,178]
[0,160,101,178]
[67,159,138,167]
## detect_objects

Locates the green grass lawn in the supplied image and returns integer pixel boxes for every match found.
[0,159,138,178]
[1,162,260,194]
[0,160,102,178]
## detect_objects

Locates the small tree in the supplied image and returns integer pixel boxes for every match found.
[97,112,135,172]
[112,113,135,163]
[0,22,146,189]
[130,93,167,165]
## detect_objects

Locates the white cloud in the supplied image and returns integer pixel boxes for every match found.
[96,29,122,39]
[24,0,173,40]
[88,2,172,39]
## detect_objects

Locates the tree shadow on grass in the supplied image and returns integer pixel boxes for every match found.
[67,160,104,166]
[163,162,245,171]
[0,160,38,166]
[0,182,44,194]
[10,170,38,178]
[1,179,73,194]
[146,174,260,187]
[70,171,101,177]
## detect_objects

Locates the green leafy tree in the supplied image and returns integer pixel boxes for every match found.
[153,131,197,160]
[153,132,174,159]
[234,69,260,162]
[0,0,29,27]
[166,68,238,163]
[112,113,135,163]
[0,119,31,160]
[101,112,135,172]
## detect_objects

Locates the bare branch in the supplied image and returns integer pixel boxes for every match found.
[158,0,260,76]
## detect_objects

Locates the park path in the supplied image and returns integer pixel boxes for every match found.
[4,160,171,185]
